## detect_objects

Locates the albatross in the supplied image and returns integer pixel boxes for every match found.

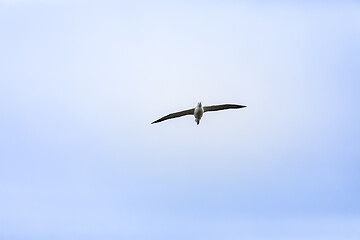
[152,102,246,125]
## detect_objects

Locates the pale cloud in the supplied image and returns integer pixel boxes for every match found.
[0,0,83,6]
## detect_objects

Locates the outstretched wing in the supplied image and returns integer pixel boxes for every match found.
[203,104,246,112]
[151,108,195,124]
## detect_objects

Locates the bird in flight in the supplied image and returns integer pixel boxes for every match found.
[152,102,246,125]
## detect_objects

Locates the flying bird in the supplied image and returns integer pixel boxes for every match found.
[152,102,246,125]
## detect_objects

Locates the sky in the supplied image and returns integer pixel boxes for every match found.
[0,1,360,239]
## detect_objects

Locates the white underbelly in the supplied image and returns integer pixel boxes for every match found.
[194,106,204,120]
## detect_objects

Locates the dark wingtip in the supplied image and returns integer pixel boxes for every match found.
[235,105,247,108]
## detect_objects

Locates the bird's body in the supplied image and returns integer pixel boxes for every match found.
[194,102,204,125]
[152,102,246,125]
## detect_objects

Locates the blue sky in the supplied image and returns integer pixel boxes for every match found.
[1,1,360,239]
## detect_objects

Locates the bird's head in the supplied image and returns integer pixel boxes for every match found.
[197,102,202,107]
